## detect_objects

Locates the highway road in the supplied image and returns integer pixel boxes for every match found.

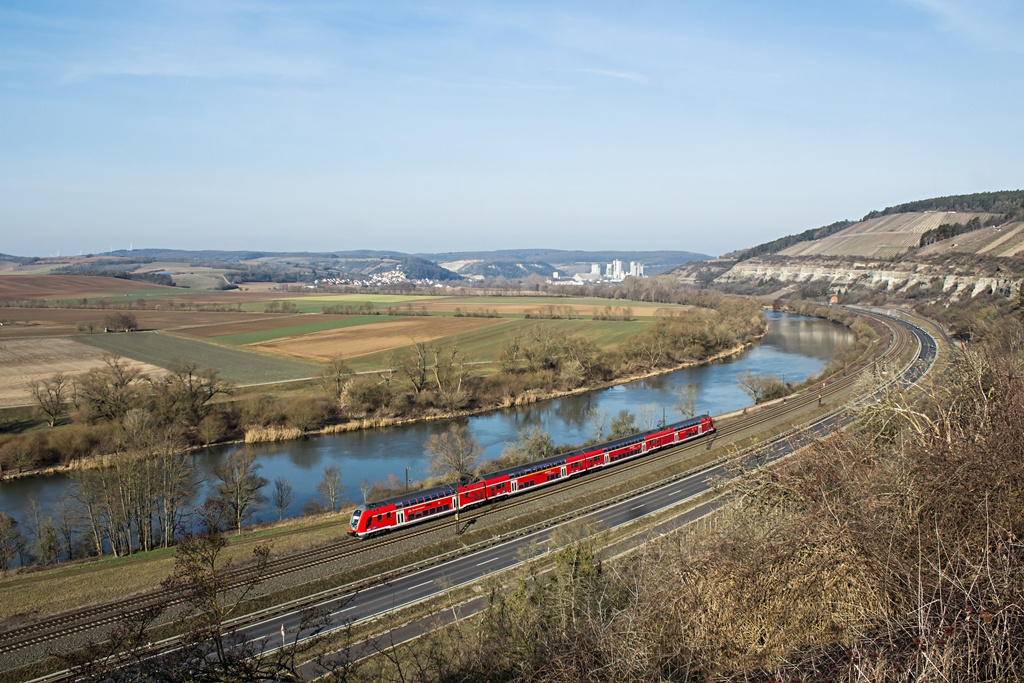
[238,308,940,675]
[22,308,939,682]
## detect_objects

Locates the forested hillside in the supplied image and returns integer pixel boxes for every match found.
[863,189,1024,219]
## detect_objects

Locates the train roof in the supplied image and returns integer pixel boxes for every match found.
[356,414,710,512]
[478,414,709,481]
[360,482,459,513]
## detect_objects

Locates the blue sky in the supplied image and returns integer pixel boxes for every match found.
[1,1,1021,258]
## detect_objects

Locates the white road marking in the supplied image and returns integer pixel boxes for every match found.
[630,504,645,511]
[407,580,433,591]
[476,556,500,566]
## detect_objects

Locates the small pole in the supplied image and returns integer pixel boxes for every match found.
[405,466,409,492]
[454,509,460,535]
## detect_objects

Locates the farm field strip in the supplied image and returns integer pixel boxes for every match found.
[0,275,174,301]
[253,316,511,363]
[343,318,649,371]
[0,309,294,339]
[209,315,403,346]
[75,332,319,385]
[0,338,166,407]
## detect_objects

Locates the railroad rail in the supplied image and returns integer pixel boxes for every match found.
[0,307,935,665]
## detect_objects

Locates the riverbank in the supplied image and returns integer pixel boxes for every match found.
[0,337,760,483]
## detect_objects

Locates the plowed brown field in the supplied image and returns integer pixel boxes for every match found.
[254,317,509,362]
[0,338,165,407]
[0,308,287,338]
[0,275,172,300]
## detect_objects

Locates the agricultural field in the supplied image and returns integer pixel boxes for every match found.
[252,316,510,363]
[342,318,649,372]
[0,275,174,301]
[0,338,164,407]
[246,293,692,318]
[76,332,320,385]
[237,293,430,314]
[0,308,290,339]
[207,315,402,346]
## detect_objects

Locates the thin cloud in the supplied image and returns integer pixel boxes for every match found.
[899,0,1024,54]
[570,67,648,83]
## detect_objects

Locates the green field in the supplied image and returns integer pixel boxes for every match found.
[212,315,401,346]
[76,332,320,385]
[345,318,648,372]
[239,293,430,313]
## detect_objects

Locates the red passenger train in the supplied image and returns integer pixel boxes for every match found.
[348,414,715,537]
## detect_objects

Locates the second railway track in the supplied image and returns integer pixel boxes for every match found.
[0,307,933,657]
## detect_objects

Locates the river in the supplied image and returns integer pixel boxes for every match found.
[0,312,852,532]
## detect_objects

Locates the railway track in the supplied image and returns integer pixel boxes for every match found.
[0,308,930,659]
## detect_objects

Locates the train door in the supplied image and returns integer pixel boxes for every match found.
[560,465,567,478]
[397,511,405,525]
[511,479,518,493]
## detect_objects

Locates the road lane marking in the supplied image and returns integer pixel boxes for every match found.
[630,503,645,511]
[476,556,500,566]
[407,580,433,591]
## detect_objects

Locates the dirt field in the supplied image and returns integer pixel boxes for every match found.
[0,338,165,407]
[0,308,293,338]
[0,275,173,301]
[254,316,510,362]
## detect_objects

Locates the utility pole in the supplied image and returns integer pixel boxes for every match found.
[405,466,409,492]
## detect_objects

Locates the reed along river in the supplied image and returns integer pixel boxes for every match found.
[0,312,852,532]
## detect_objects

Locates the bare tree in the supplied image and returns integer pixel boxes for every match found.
[432,344,472,411]
[674,383,699,419]
[28,373,71,427]
[425,423,481,483]
[103,312,138,332]
[586,407,608,442]
[210,450,268,534]
[317,465,343,512]
[271,477,294,521]
[153,361,232,426]
[736,370,787,405]
[388,340,433,394]
[314,358,354,402]
[0,513,25,574]
[636,403,661,430]
[359,477,373,504]
[76,354,147,423]
[500,425,555,467]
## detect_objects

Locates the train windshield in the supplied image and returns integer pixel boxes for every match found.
[350,508,363,530]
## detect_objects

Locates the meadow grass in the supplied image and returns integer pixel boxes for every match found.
[75,332,319,384]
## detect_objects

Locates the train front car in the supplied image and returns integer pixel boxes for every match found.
[348,506,365,536]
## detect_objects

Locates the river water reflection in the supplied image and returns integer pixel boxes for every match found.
[0,312,852,528]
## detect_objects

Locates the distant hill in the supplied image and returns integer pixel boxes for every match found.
[423,249,710,276]
[727,191,1024,262]
[439,259,557,279]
